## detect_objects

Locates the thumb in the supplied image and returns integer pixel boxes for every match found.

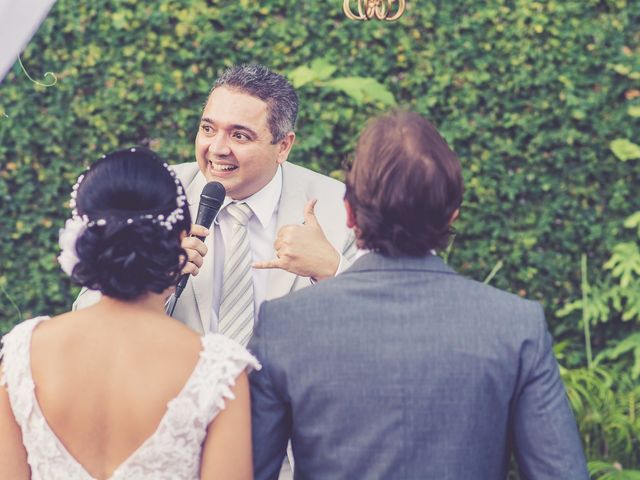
[303,199,319,226]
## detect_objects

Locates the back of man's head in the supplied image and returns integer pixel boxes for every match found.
[211,64,298,143]
[345,111,463,257]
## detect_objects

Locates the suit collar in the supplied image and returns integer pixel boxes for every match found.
[266,162,304,300]
[275,162,306,227]
[345,251,457,276]
[246,165,282,228]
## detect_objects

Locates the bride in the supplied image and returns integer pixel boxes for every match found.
[0,147,258,480]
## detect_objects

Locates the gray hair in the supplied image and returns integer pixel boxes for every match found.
[211,64,298,143]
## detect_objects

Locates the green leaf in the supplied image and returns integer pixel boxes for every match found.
[610,139,640,162]
[595,332,640,362]
[620,286,640,322]
[556,284,613,325]
[309,58,337,81]
[571,109,586,120]
[588,460,640,479]
[556,299,583,318]
[324,77,396,106]
[289,59,339,88]
[325,77,365,103]
[595,332,640,379]
[288,66,317,88]
[111,11,129,30]
[623,211,640,234]
[604,242,640,288]
[628,105,640,118]
[611,63,632,76]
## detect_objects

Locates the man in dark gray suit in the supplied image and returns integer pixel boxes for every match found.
[249,111,589,479]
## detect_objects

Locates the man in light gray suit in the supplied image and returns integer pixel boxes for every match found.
[74,64,355,339]
[249,111,589,479]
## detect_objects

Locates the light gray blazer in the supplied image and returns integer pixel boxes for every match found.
[249,252,589,480]
[73,161,356,334]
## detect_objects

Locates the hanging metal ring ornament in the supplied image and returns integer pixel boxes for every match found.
[343,0,405,21]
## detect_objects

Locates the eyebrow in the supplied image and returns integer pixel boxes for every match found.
[200,117,258,138]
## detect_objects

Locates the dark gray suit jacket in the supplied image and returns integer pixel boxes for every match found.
[249,253,589,480]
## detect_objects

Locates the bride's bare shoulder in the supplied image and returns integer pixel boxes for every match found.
[32,309,201,354]
[150,314,202,351]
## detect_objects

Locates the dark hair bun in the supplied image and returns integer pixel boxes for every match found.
[69,146,191,300]
[73,221,186,300]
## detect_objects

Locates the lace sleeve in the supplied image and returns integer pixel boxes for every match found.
[0,351,6,388]
[0,317,47,408]
[0,332,9,388]
[200,334,261,413]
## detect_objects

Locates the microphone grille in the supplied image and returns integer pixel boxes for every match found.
[200,181,226,206]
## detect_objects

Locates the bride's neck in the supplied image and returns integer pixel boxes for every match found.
[97,291,169,314]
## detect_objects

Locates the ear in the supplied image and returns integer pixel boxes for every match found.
[276,131,296,165]
[449,208,460,225]
[344,199,357,229]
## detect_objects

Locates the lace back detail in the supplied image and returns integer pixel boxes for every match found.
[1,320,260,480]
[1,318,46,424]
[0,338,5,388]
[198,334,261,417]
[102,333,261,479]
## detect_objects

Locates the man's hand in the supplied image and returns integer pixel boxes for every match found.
[253,199,340,280]
[181,224,209,277]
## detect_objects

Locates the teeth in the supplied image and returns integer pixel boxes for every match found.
[211,163,237,171]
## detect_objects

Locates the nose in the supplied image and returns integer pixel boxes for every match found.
[208,133,231,157]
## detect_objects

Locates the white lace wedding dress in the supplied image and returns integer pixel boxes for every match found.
[0,316,260,480]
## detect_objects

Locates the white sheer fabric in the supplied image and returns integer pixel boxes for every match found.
[0,316,260,480]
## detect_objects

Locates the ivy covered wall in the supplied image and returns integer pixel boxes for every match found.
[1,0,639,351]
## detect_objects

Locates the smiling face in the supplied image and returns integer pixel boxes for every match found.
[195,87,295,200]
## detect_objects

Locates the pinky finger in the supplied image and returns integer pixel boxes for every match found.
[252,260,281,270]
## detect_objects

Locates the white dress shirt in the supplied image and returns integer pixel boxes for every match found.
[209,166,282,332]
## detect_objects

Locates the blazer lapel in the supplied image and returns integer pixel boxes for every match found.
[186,172,215,333]
[266,163,305,301]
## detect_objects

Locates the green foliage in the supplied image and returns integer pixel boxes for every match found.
[589,461,640,480]
[557,64,640,381]
[289,58,396,106]
[1,0,638,336]
[561,365,640,466]
[605,241,640,291]
[624,212,640,237]
[596,333,640,379]
[559,209,640,378]
[556,206,640,472]
[610,139,640,161]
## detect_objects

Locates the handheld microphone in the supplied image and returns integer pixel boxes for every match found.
[173,181,226,302]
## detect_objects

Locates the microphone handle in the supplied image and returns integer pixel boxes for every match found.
[169,181,225,316]
[173,233,206,300]
[167,232,207,316]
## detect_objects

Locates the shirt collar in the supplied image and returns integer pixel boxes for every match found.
[355,248,437,259]
[220,165,282,228]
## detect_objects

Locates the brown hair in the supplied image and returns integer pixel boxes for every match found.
[212,64,298,143]
[345,111,463,257]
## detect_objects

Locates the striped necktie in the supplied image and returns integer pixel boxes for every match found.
[218,202,254,346]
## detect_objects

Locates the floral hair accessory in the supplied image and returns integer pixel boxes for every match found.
[57,147,188,276]
[57,217,86,276]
